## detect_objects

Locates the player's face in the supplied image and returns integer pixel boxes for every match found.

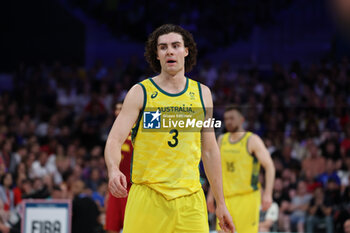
[224,110,244,133]
[157,32,189,75]
[114,103,123,117]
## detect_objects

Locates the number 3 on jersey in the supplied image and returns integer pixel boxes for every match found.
[168,129,178,147]
[226,161,235,172]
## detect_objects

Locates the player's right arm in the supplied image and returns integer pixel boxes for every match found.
[104,84,143,198]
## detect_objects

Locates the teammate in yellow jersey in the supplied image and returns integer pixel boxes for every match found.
[207,106,275,233]
[104,24,234,233]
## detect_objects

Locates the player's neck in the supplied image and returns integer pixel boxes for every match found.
[229,130,245,141]
[154,72,187,93]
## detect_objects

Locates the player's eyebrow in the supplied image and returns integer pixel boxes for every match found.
[157,41,182,46]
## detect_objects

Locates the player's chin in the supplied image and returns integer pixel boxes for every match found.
[165,66,181,74]
[226,126,236,132]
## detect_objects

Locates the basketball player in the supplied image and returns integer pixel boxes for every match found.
[105,101,132,233]
[207,106,275,233]
[105,24,234,233]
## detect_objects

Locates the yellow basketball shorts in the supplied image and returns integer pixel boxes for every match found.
[216,190,260,233]
[123,184,209,233]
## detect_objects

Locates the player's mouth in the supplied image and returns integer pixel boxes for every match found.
[166,59,177,65]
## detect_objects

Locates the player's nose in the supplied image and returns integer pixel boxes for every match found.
[166,47,174,55]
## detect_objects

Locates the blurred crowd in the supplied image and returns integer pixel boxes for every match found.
[69,0,292,53]
[0,56,349,232]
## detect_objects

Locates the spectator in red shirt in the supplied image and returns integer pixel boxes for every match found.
[0,173,21,212]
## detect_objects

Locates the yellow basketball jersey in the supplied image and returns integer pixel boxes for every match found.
[131,77,205,200]
[220,132,260,197]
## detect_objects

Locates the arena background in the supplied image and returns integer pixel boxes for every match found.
[0,0,350,232]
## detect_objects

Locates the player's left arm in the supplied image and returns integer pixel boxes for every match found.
[249,134,275,211]
[206,134,224,214]
[200,84,234,233]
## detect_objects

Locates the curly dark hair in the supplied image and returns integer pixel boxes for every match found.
[144,24,198,73]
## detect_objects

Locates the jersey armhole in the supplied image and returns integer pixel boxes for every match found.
[218,134,225,148]
[130,82,146,184]
[197,82,206,117]
[246,133,255,157]
[131,82,147,143]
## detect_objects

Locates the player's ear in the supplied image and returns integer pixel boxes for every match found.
[185,47,189,57]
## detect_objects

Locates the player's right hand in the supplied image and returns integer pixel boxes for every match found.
[108,169,128,198]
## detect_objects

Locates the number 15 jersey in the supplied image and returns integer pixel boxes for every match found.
[131,77,205,200]
[220,132,261,197]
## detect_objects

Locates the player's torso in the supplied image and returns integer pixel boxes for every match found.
[220,131,260,197]
[131,77,205,200]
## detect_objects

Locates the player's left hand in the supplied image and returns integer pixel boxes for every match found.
[216,203,235,233]
[261,192,272,211]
